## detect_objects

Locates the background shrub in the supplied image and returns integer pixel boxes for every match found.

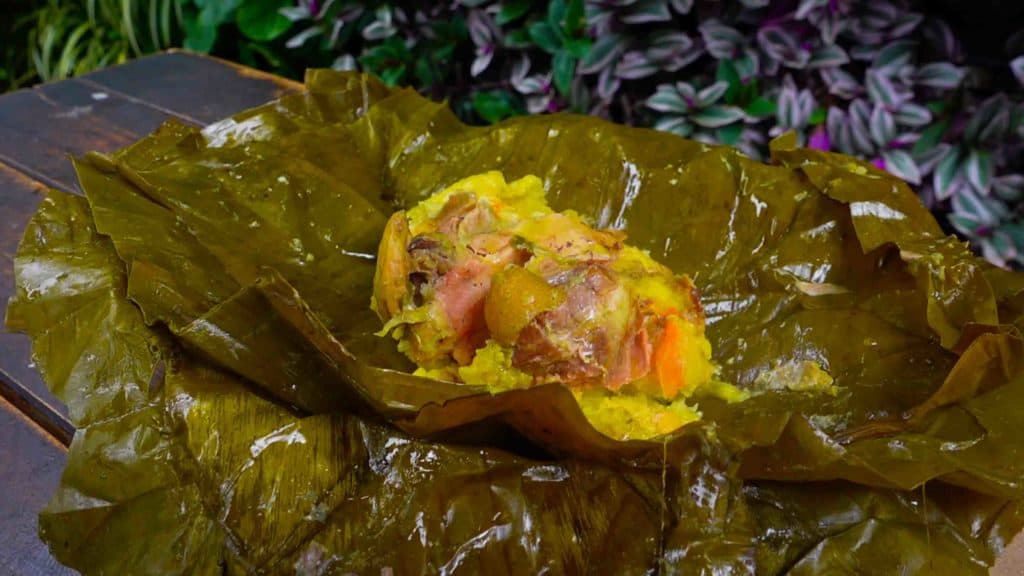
[3,0,1024,266]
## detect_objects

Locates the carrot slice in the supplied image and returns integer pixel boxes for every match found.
[652,315,687,399]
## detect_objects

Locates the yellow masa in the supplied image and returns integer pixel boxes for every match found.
[382,172,748,440]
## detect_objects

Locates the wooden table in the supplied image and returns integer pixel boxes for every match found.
[0,51,300,575]
[0,50,1022,575]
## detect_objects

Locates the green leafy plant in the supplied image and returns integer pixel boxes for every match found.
[4,0,1024,267]
[19,0,177,84]
[276,1,1024,268]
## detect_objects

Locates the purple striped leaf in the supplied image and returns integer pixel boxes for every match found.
[733,50,760,80]
[1012,55,1024,87]
[949,213,982,237]
[669,0,693,14]
[808,44,849,69]
[881,149,921,185]
[661,42,704,72]
[915,62,965,89]
[889,12,924,37]
[467,10,493,47]
[758,25,810,69]
[579,33,626,74]
[596,67,620,101]
[777,87,797,129]
[964,148,994,195]
[980,232,1016,269]
[848,100,876,155]
[952,187,1005,225]
[993,174,1024,202]
[818,10,841,44]
[866,69,910,107]
[872,40,914,74]
[796,90,816,126]
[615,51,659,79]
[964,94,1011,144]
[471,51,493,77]
[849,44,879,62]
[893,103,932,127]
[821,68,861,99]
[646,30,694,64]
[913,143,952,176]
[697,81,729,107]
[622,0,672,24]
[796,0,829,20]
[869,104,896,147]
[700,19,744,59]
[646,84,690,113]
[921,18,959,61]
[932,146,963,201]
[692,105,745,128]
[654,115,692,137]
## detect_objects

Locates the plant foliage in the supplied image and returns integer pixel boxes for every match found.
[6,0,1024,267]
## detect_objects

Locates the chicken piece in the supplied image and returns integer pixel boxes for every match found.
[373,171,715,403]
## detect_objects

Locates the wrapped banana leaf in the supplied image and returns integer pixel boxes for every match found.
[6,70,1024,573]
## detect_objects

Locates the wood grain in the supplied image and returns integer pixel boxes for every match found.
[0,51,306,576]
[0,51,306,447]
[0,396,71,576]
[0,78,183,193]
[81,50,302,125]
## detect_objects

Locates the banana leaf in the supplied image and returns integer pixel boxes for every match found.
[6,70,1024,573]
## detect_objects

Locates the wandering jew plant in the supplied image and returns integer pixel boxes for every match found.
[244,0,1023,265]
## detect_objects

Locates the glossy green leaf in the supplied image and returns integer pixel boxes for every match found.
[8,70,1024,574]
[562,36,591,59]
[552,50,575,96]
[744,96,776,118]
[5,192,159,427]
[913,119,948,154]
[236,0,292,41]
[62,70,1024,480]
[563,0,585,34]
[181,9,217,53]
[528,21,561,54]
[472,89,519,123]
[715,59,741,104]
[497,0,533,25]
[716,123,744,146]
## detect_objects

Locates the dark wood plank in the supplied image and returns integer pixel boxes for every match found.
[0,52,301,443]
[0,77,184,193]
[81,50,302,125]
[0,163,73,444]
[0,396,72,576]
[0,53,303,576]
